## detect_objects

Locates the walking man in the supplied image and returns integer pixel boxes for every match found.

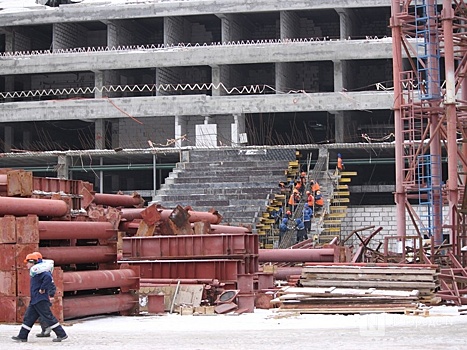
[12,252,68,343]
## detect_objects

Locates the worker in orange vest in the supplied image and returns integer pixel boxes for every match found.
[310,180,320,194]
[315,190,324,211]
[288,188,300,212]
[337,153,344,173]
[306,190,314,207]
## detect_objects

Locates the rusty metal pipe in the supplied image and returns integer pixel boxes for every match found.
[120,208,222,224]
[40,246,116,265]
[259,249,335,263]
[0,196,68,217]
[94,193,144,207]
[63,269,137,292]
[63,293,137,320]
[141,278,216,285]
[209,224,250,234]
[273,267,303,280]
[39,221,116,240]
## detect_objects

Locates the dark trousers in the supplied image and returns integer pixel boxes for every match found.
[17,300,67,340]
[296,229,308,243]
[304,220,311,232]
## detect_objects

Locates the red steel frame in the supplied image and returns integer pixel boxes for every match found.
[391,0,467,254]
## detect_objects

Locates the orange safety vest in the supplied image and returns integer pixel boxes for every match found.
[315,196,324,206]
[337,157,343,170]
[307,194,314,206]
[311,182,320,193]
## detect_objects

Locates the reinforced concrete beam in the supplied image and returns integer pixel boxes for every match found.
[0,1,390,26]
[0,39,396,75]
[0,91,394,123]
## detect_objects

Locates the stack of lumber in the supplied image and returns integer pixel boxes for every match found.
[272,286,420,314]
[271,264,440,313]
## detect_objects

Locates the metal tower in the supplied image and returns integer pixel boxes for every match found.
[391,0,467,254]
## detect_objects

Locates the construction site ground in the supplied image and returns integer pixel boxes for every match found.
[1,307,466,350]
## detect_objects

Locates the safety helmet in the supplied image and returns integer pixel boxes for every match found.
[337,153,342,158]
[306,191,310,195]
[24,252,41,263]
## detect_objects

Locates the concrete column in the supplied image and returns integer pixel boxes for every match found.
[231,113,246,146]
[220,14,242,42]
[275,62,295,93]
[336,8,356,39]
[175,115,187,147]
[333,111,346,143]
[196,116,217,147]
[212,65,221,97]
[333,60,349,92]
[164,17,186,45]
[4,126,14,153]
[94,70,104,99]
[95,119,105,150]
[57,155,69,179]
[280,11,300,39]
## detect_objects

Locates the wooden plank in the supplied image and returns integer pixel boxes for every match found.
[278,287,419,297]
[300,280,438,289]
[301,266,438,275]
[301,272,437,282]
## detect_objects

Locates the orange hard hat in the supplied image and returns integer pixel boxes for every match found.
[24,252,42,263]
[306,191,310,194]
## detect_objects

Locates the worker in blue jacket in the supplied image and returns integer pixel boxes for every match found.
[12,252,68,343]
[295,218,307,243]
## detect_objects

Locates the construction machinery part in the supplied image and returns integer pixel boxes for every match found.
[93,193,144,208]
[40,246,116,265]
[259,248,336,263]
[0,196,68,217]
[62,269,138,292]
[120,208,223,224]
[63,293,137,320]
[39,221,116,240]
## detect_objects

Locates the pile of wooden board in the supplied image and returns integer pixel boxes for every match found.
[271,264,440,313]
[272,286,420,314]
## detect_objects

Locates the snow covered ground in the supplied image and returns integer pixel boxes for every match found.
[1,306,467,350]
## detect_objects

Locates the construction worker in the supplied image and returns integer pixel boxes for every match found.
[310,180,320,194]
[295,218,307,243]
[302,203,313,234]
[12,252,68,343]
[315,190,324,211]
[288,188,300,213]
[279,217,289,244]
[337,153,344,173]
[306,190,314,207]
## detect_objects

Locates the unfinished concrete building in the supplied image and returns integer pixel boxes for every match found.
[0,0,465,248]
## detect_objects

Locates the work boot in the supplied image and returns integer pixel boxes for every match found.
[12,336,27,342]
[52,335,68,342]
[36,329,51,337]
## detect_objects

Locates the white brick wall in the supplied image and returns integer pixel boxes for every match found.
[341,205,450,251]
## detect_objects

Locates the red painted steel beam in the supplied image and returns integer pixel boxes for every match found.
[273,267,303,280]
[140,278,217,285]
[63,293,137,320]
[259,249,335,263]
[0,196,68,217]
[40,246,116,265]
[93,193,144,207]
[39,221,116,240]
[62,269,137,292]
[120,208,222,224]
[210,224,249,234]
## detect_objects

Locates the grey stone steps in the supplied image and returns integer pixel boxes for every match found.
[172,169,286,178]
[176,161,289,170]
[158,182,279,191]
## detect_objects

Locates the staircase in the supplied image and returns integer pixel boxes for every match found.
[319,170,358,243]
[151,148,296,227]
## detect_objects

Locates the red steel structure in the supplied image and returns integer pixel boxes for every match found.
[391,0,467,257]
